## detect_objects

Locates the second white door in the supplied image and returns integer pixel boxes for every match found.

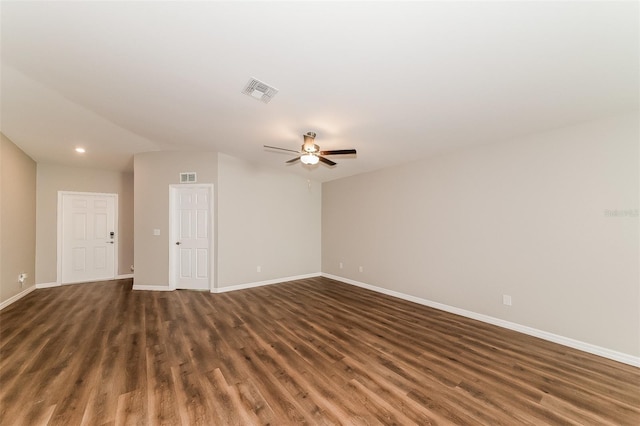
[171,185,212,290]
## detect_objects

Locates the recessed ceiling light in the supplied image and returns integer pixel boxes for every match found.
[75,147,86,153]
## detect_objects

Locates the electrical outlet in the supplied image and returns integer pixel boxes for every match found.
[18,273,27,287]
[503,295,512,306]
[257,266,261,273]
[130,265,135,272]
[359,266,364,273]
[339,262,343,269]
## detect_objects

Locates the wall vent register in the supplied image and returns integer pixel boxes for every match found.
[179,172,197,183]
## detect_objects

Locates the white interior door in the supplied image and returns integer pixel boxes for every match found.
[171,185,212,290]
[60,192,117,284]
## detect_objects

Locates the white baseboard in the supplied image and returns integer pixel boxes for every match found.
[36,282,60,289]
[132,284,172,291]
[38,277,131,288]
[133,273,322,293]
[212,272,322,294]
[0,285,37,311]
[322,273,640,368]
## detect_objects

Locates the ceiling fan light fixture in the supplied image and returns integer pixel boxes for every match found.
[300,153,319,165]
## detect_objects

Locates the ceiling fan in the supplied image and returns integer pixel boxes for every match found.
[264,132,357,166]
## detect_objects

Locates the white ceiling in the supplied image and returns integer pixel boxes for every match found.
[1,1,638,182]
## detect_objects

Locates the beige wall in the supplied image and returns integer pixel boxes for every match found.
[0,134,36,304]
[35,163,134,284]
[133,151,321,289]
[217,154,321,287]
[133,151,218,287]
[322,113,639,357]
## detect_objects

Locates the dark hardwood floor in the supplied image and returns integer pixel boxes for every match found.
[1,277,638,425]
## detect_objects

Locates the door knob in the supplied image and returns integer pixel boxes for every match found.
[176,242,181,245]
[106,241,114,244]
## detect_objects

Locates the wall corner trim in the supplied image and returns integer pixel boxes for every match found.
[0,286,37,311]
[321,273,640,368]
[212,272,322,294]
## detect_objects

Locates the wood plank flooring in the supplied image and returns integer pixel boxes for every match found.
[1,277,639,425]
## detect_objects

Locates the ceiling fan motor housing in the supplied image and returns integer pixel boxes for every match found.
[303,132,319,152]
[303,143,320,153]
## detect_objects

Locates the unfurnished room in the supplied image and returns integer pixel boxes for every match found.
[0,1,638,425]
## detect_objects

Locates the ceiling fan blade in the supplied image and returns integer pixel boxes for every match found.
[264,145,301,154]
[318,156,337,166]
[286,157,301,164]
[319,149,357,156]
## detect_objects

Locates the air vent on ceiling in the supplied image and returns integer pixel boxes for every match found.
[180,172,197,183]
[242,77,278,103]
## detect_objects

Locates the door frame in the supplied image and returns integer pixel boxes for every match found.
[168,184,215,291]
[57,191,119,285]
